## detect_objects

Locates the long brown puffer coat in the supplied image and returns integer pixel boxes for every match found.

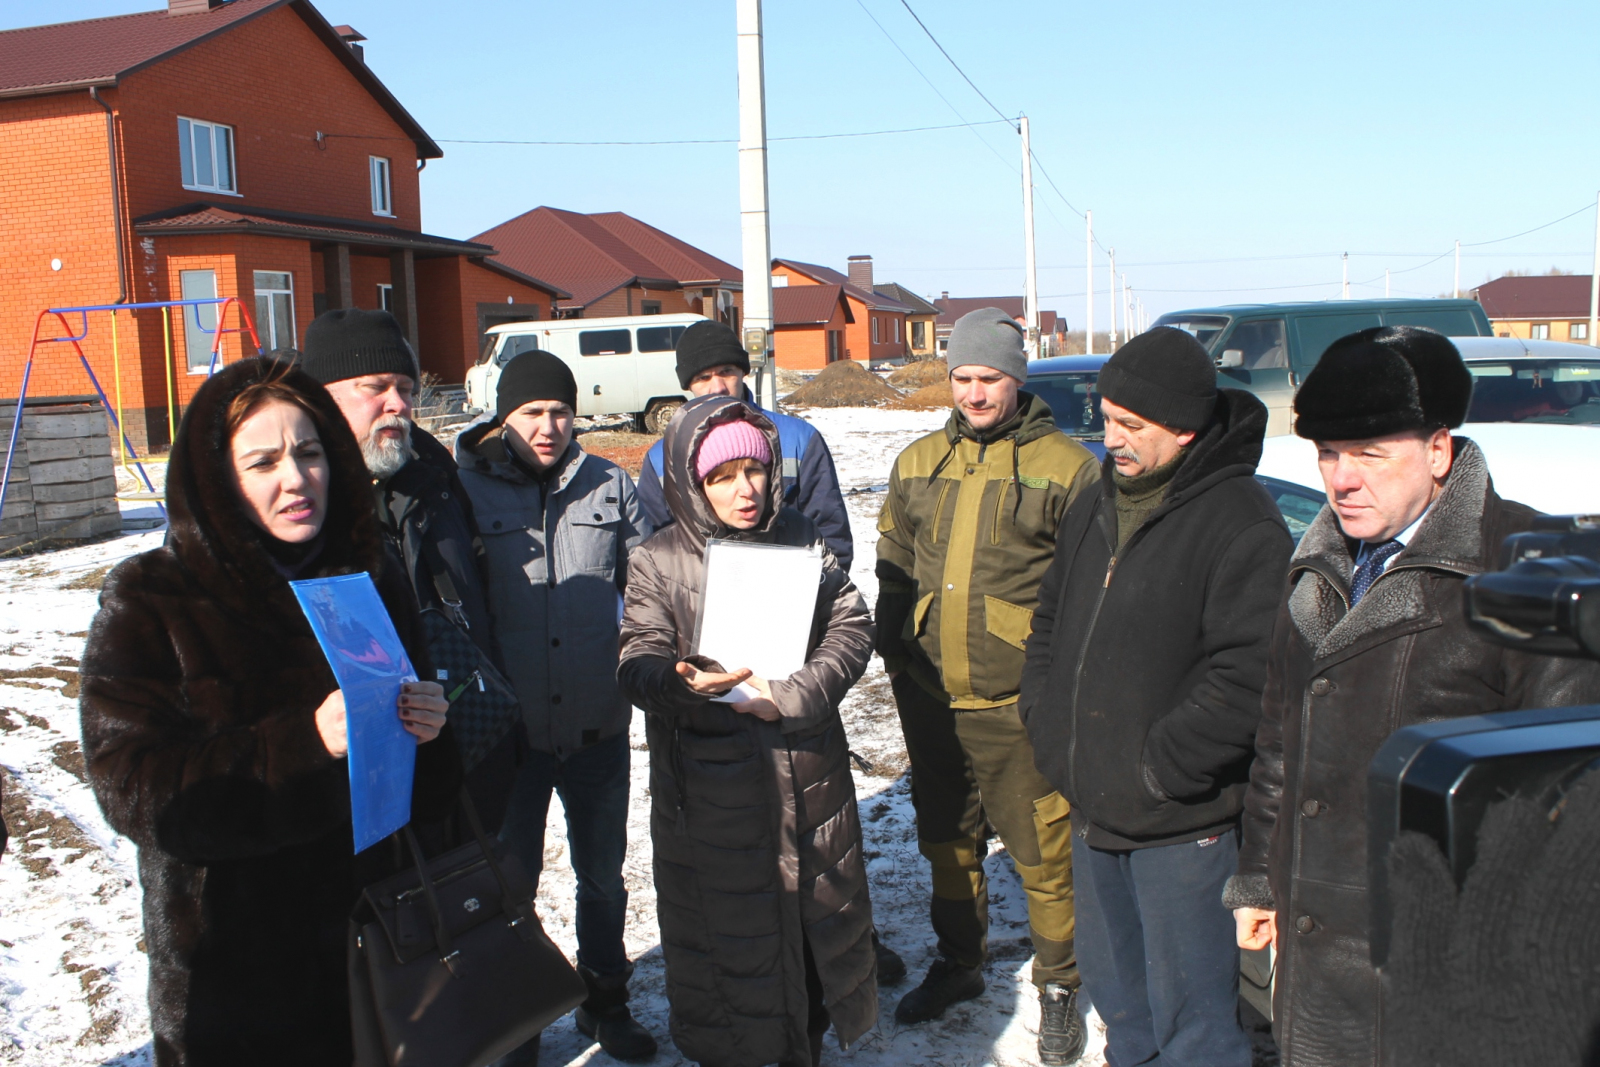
[618,394,878,1067]
[79,358,461,1067]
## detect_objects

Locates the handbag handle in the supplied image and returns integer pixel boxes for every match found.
[401,825,462,976]
[457,789,537,938]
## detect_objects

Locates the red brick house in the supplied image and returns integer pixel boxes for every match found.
[771,256,913,362]
[934,294,1066,356]
[0,0,566,448]
[1472,274,1596,342]
[473,206,744,324]
[772,284,853,370]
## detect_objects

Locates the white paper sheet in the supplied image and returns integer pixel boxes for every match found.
[695,539,823,702]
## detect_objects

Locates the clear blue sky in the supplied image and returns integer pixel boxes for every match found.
[8,0,1600,325]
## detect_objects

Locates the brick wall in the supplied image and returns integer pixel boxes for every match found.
[771,265,903,361]
[415,258,554,383]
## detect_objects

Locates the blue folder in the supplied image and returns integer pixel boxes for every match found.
[290,573,418,854]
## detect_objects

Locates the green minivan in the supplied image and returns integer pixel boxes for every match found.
[1152,299,1492,435]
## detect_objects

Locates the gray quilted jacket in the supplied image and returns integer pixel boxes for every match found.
[617,394,878,1067]
[455,418,650,759]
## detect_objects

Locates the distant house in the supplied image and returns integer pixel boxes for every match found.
[0,0,567,447]
[1473,274,1594,343]
[472,206,743,326]
[771,255,913,362]
[771,285,853,370]
[934,294,1066,356]
[872,282,941,359]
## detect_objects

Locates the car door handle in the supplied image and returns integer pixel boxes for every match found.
[594,385,602,395]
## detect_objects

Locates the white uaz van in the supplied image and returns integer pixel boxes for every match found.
[465,314,704,433]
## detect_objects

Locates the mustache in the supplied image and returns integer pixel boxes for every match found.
[1107,446,1140,462]
[366,414,412,445]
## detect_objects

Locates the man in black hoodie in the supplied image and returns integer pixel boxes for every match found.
[1020,327,1291,1067]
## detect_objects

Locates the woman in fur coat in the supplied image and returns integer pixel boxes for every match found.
[618,395,878,1067]
[79,357,459,1067]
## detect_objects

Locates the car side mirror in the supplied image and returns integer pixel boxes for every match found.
[1218,349,1244,369]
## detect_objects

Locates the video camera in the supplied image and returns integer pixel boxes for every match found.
[1367,515,1600,967]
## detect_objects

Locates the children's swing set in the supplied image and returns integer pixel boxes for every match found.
[0,297,263,532]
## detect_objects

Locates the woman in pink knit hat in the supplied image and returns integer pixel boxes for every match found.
[618,394,878,1067]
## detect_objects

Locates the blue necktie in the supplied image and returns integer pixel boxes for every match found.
[1351,539,1403,606]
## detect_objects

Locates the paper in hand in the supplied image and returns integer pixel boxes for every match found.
[291,573,418,853]
[695,539,823,702]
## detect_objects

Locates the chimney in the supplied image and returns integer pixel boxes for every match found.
[847,255,874,293]
[940,291,949,301]
[332,25,367,62]
[168,0,226,13]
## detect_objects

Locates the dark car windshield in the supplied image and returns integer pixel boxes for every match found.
[1152,313,1230,351]
[1256,475,1324,544]
[1028,372,1104,437]
[1465,359,1600,425]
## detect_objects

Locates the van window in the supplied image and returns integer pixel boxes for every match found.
[638,325,689,352]
[579,329,633,356]
[495,334,545,365]
[1153,313,1230,350]
[1293,313,1382,376]
[1218,319,1288,370]
[1383,308,1483,336]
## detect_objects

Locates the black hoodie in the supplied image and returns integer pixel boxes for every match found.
[1019,389,1292,848]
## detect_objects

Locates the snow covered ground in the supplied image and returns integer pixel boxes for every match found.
[0,405,1119,1067]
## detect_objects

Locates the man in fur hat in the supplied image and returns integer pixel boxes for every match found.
[1227,326,1600,1066]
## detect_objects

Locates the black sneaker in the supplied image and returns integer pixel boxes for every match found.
[1038,983,1085,1065]
[575,1004,658,1062]
[893,957,985,1024]
[873,929,907,986]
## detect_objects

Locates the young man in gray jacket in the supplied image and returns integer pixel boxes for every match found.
[455,350,655,1064]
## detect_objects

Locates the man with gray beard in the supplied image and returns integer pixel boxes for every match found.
[300,309,517,827]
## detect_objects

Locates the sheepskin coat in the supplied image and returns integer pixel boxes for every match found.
[79,359,460,1067]
[618,395,878,1067]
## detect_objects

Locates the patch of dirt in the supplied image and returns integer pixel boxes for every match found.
[1,769,95,879]
[886,358,947,388]
[52,740,87,781]
[894,383,955,410]
[0,705,50,731]
[582,431,657,478]
[784,360,901,408]
[0,665,80,698]
[61,564,113,591]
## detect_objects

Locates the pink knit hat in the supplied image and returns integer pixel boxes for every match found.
[695,418,772,481]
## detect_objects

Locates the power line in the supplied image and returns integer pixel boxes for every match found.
[1463,201,1595,247]
[436,117,1013,147]
[895,0,1018,130]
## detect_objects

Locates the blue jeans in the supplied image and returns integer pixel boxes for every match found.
[498,732,631,976]
[1073,828,1251,1067]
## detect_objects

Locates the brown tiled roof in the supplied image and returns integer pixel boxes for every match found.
[774,259,915,313]
[934,295,1062,331]
[1473,275,1595,320]
[0,0,441,157]
[873,282,941,316]
[774,284,851,327]
[133,202,497,257]
[472,207,739,310]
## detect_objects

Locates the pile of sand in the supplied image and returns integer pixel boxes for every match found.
[784,359,901,408]
[895,383,954,410]
[886,358,948,389]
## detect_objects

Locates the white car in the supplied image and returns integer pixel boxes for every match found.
[1257,422,1600,519]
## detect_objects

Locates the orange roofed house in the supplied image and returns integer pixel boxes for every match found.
[1473,274,1596,343]
[771,255,915,365]
[0,0,566,449]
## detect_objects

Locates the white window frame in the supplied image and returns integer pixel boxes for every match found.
[894,317,901,343]
[253,270,296,351]
[370,156,393,216]
[1571,322,1589,340]
[871,316,880,345]
[1530,323,1551,340]
[178,116,239,196]
[377,283,393,311]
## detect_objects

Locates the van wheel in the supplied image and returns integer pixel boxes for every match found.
[642,399,683,435]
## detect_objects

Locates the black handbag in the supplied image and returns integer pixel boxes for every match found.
[417,538,520,770]
[349,792,587,1067]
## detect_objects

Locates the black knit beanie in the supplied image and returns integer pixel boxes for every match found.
[298,309,419,385]
[1097,326,1218,431]
[496,349,577,421]
[1294,326,1472,441]
[675,320,750,390]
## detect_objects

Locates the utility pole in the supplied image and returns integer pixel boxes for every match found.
[1122,274,1133,340]
[1085,210,1094,355]
[736,0,776,409]
[1020,114,1040,359]
[1342,252,1349,299]
[1107,248,1117,348]
[1453,240,1461,299]
[1589,189,1599,347]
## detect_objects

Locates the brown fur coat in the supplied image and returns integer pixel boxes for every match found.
[79,358,460,1067]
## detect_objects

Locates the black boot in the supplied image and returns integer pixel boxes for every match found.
[574,964,658,1061]
[1038,983,1085,1066]
[893,957,985,1024]
[872,929,907,986]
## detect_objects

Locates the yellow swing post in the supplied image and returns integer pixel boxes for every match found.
[162,305,176,447]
